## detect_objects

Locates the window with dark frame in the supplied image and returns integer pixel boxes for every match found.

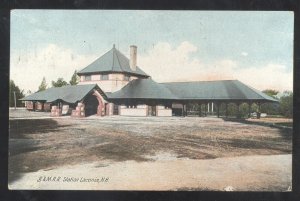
[101,74,109,80]
[124,75,130,81]
[84,75,91,81]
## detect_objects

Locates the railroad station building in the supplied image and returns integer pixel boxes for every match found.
[21,45,277,118]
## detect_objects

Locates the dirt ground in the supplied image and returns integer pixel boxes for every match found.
[9,108,51,119]
[8,109,292,191]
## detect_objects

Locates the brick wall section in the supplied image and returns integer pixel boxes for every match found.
[50,106,62,117]
[71,103,85,117]
[44,103,51,112]
[26,101,34,110]
[26,101,51,112]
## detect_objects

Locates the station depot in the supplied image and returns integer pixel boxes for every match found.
[21,45,277,118]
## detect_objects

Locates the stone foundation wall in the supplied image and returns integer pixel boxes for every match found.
[44,103,51,112]
[157,108,172,116]
[50,106,62,117]
[119,108,147,116]
[71,103,85,117]
[25,101,34,110]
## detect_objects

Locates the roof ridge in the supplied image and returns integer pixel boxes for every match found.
[77,46,149,77]
[114,48,130,62]
[112,48,117,71]
[114,48,125,72]
[234,80,278,102]
[20,84,100,103]
[109,76,178,99]
[160,79,237,84]
[115,48,142,73]
[78,48,113,73]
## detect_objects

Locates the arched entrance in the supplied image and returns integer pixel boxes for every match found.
[83,94,99,116]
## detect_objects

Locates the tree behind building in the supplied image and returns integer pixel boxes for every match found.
[38,77,47,92]
[52,78,68,87]
[279,91,293,118]
[69,70,80,85]
[9,80,25,107]
[260,89,280,115]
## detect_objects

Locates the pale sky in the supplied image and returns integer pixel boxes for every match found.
[10,10,294,93]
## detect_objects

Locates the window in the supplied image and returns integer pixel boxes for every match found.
[84,75,91,81]
[101,74,109,80]
[127,105,136,108]
[124,75,130,81]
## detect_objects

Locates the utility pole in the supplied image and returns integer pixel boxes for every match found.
[14,91,16,110]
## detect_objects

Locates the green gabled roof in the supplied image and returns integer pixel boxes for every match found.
[161,80,278,102]
[107,78,178,100]
[20,84,105,104]
[108,79,278,102]
[77,46,149,78]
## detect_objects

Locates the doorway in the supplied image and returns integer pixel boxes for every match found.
[113,104,119,115]
[147,105,157,116]
[84,94,99,116]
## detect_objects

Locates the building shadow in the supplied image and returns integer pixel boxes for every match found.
[222,117,292,128]
[9,119,70,138]
[222,117,292,141]
[224,138,291,152]
[8,119,71,184]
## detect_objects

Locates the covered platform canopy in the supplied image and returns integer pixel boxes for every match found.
[20,84,106,104]
[108,78,177,100]
[108,79,278,103]
[107,78,178,106]
[161,80,278,102]
[108,79,278,118]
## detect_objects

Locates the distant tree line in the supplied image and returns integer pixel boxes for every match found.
[37,70,80,91]
[260,89,293,118]
[9,71,79,107]
[9,80,25,107]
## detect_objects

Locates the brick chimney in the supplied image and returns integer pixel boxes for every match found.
[130,45,137,71]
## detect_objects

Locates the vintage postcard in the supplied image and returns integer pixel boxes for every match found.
[9,10,293,191]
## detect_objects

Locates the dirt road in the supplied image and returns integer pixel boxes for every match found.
[9,110,292,190]
[9,154,291,191]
